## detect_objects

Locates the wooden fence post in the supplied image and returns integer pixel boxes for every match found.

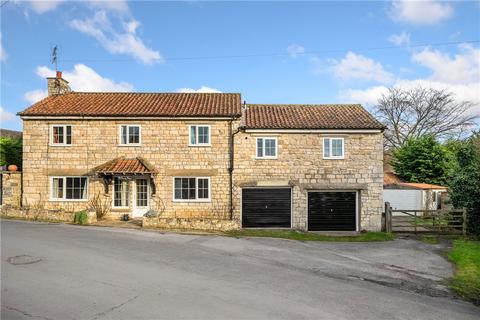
[384,202,392,233]
[462,208,467,236]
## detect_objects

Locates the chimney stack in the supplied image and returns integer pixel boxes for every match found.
[47,71,71,96]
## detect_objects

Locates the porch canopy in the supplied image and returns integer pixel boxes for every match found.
[92,157,157,194]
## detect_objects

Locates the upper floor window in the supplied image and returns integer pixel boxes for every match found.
[323,137,344,159]
[189,125,210,146]
[173,177,210,201]
[50,125,72,146]
[50,177,88,201]
[120,125,141,146]
[256,137,277,159]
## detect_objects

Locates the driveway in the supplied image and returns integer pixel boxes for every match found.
[1,220,478,320]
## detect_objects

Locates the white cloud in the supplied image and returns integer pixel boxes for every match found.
[88,0,129,14]
[287,44,305,58]
[340,44,480,117]
[25,0,65,14]
[176,86,222,93]
[330,52,394,83]
[412,44,480,84]
[388,31,411,46]
[70,11,162,64]
[35,64,134,92]
[0,106,16,122]
[389,0,453,25]
[23,89,48,104]
[0,33,7,62]
[341,80,480,116]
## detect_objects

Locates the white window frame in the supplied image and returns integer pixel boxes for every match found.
[172,177,211,202]
[49,124,73,146]
[255,137,278,159]
[118,124,142,146]
[188,125,211,147]
[323,137,345,160]
[112,177,131,209]
[49,176,89,202]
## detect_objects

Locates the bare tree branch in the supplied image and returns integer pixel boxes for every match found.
[374,87,479,149]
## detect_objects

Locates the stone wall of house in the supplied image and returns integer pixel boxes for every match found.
[232,131,384,231]
[143,217,239,231]
[22,119,239,219]
[1,171,22,207]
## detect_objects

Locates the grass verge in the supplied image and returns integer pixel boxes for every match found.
[224,229,394,242]
[447,239,480,305]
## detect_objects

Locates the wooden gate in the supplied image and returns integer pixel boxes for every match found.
[383,202,466,235]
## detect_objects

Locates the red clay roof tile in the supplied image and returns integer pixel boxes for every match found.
[244,104,385,130]
[18,92,242,117]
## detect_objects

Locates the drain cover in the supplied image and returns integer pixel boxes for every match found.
[7,255,42,265]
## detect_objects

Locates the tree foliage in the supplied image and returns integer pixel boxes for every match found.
[448,133,480,235]
[375,87,478,149]
[0,137,22,169]
[392,135,449,185]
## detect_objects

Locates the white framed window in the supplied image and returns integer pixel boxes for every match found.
[119,125,141,146]
[50,177,88,201]
[113,178,130,208]
[173,177,211,202]
[323,137,344,159]
[50,125,72,146]
[256,137,277,159]
[189,125,211,146]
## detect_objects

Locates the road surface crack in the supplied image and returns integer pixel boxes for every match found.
[90,295,139,320]
[3,305,54,320]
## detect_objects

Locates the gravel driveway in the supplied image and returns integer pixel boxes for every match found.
[1,219,479,320]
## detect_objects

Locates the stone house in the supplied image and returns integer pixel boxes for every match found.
[18,72,384,231]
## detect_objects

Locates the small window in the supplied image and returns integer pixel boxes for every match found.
[189,125,211,146]
[50,177,88,201]
[256,137,277,159]
[113,178,130,208]
[51,125,72,145]
[323,138,344,159]
[119,125,141,145]
[173,177,210,201]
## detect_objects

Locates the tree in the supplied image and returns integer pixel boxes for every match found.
[0,137,22,169]
[448,133,480,235]
[375,87,478,149]
[392,135,449,185]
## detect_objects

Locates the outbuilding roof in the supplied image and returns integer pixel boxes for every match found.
[244,104,385,130]
[18,92,242,118]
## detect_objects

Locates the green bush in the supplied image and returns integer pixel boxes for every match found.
[449,134,480,236]
[0,137,22,169]
[74,211,88,225]
[392,136,450,186]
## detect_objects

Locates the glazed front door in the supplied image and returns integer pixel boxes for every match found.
[132,178,149,218]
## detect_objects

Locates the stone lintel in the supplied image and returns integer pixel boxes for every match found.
[165,169,218,176]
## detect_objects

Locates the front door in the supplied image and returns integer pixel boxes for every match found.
[132,178,150,217]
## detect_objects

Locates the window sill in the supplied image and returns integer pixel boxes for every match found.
[255,157,278,160]
[49,144,73,147]
[49,199,88,202]
[323,157,345,160]
[188,144,212,147]
[118,144,142,147]
[172,199,212,203]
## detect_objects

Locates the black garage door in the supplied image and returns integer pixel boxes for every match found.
[242,188,291,228]
[308,192,357,231]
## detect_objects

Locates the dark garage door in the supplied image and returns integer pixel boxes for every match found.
[308,192,357,231]
[242,188,291,228]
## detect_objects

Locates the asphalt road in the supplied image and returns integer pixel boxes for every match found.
[1,220,479,320]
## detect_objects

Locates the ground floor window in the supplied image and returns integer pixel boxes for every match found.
[50,177,88,201]
[114,178,130,208]
[173,177,210,201]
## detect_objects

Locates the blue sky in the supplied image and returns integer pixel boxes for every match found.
[1,0,479,131]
